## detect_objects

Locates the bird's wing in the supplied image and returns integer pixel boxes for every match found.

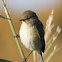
[34,20,45,53]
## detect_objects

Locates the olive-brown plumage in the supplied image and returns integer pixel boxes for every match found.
[19,10,45,61]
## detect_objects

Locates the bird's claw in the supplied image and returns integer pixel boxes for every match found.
[22,58,26,62]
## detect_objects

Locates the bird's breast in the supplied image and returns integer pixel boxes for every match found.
[19,22,42,51]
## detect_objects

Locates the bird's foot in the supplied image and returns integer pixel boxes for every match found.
[22,58,26,62]
[22,51,33,62]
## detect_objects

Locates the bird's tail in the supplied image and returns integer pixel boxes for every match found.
[37,53,44,62]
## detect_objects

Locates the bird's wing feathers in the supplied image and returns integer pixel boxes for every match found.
[34,20,45,53]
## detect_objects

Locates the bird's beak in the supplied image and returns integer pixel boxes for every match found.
[19,19,25,21]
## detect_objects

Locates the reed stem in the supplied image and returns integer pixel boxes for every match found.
[2,0,26,62]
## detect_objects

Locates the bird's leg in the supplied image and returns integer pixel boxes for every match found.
[14,35,20,38]
[25,50,33,60]
[22,58,26,62]
[22,50,33,62]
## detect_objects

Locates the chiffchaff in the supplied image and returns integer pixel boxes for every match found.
[19,10,45,61]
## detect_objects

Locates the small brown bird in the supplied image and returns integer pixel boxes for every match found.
[19,10,45,61]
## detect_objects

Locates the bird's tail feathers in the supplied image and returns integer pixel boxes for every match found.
[37,53,44,62]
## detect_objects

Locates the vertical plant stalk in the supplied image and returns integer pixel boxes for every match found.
[2,0,26,62]
[33,51,36,62]
[44,10,62,62]
[37,9,62,62]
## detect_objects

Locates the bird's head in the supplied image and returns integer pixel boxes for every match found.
[19,10,38,22]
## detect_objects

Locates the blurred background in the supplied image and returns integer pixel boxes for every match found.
[0,0,62,62]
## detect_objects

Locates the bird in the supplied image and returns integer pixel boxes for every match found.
[19,10,45,61]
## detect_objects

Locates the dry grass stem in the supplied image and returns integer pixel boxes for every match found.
[33,51,36,62]
[37,9,62,62]
[45,45,61,62]
[45,9,54,42]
